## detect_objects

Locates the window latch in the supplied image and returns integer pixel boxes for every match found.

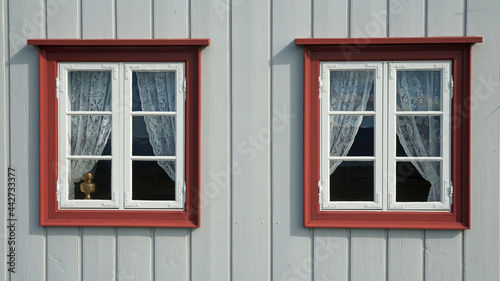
[450,75,454,99]
[318,180,324,204]
[318,76,325,99]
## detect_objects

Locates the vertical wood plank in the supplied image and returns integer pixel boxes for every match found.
[312,0,348,38]
[231,0,270,280]
[386,3,425,281]
[80,3,117,281]
[271,0,312,280]
[45,2,81,280]
[311,1,350,280]
[464,0,500,280]
[388,230,424,281]
[8,0,46,280]
[154,229,189,281]
[427,0,464,36]
[190,0,231,280]
[82,0,114,39]
[350,0,387,37]
[0,0,8,279]
[153,0,188,38]
[350,229,386,281]
[117,228,152,281]
[116,0,152,39]
[151,2,191,280]
[313,229,349,281]
[46,228,80,281]
[82,228,115,281]
[425,231,462,281]
[46,0,79,38]
[423,2,465,280]
[115,2,153,280]
[388,0,425,37]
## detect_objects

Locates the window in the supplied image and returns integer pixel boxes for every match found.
[297,37,481,229]
[29,39,209,227]
[58,62,185,210]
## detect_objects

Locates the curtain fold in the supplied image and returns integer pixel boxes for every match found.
[329,70,374,174]
[69,71,112,198]
[135,72,177,181]
[396,71,441,201]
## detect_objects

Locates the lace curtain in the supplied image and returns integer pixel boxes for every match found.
[396,71,441,201]
[135,72,177,180]
[69,71,112,198]
[329,70,374,174]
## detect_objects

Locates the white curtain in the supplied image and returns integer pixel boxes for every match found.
[396,71,441,201]
[329,70,374,174]
[69,71,112,198]
[135,72,176,180]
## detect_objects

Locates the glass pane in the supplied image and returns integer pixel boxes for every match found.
[396,116,441,157]
[330,161,374,201]
[132,71,177,112]
[396,161,441,202]
[396,70,441,111]
[70,115,112,156]
[330,115,374,156]
[70,160,111,200]
[330,70,375,111]
[132,161,175,201]
[133,116,176,156]
[69,71,112,112]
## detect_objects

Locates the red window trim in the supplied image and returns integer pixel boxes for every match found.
[28,39,209,227]
[297,36,482,229]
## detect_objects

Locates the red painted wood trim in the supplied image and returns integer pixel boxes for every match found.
[295,36,482,46]
[302,40,478,229]
[37,44,203,227]
[28,38,210,46]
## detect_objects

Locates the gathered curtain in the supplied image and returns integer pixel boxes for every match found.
[395,71,441,201]
[135,72,177,181]
[329,71,374,174]
[69,71,112,198]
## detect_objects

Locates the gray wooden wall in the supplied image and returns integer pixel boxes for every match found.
[1,0,499,280]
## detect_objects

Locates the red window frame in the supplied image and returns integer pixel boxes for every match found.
[28,39,209,227]
[297,37,482,229]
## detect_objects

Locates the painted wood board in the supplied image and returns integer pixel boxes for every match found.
[8,0,46,280]
[82,228,116,281]
[46,0,79,39]
[271,0,312,280]
[350,0,387,37]
[313,229,349,281]
[46,227,80,281]
[190,0,231,280]
[154,228,189,281]
[424,231,462,281]
[313,0,348,38]
[117,228,153,281]
[0,0,9,279]
[388,0,425,37]
[427,0,464,36]
[153,0,188,39]
[82,0,115,39]
[464,0,500,279]
[387,230,424,281]
[231,0,271,280]
[116,0,152,39]
[350,229,386,281]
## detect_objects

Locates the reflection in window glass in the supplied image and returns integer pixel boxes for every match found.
[132,161,175,201]
[330,161,374,201]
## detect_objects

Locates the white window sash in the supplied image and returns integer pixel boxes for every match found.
[58,62,120,208]
[320,62,384,210]
[57,62,186,210]
[387,61,451,211]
